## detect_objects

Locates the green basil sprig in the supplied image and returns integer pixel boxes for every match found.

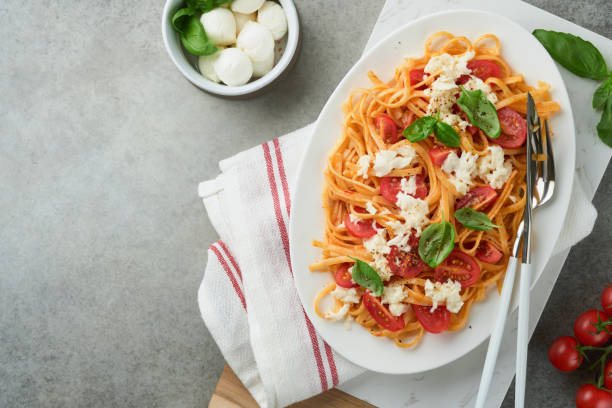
[403,114,460,147]
[418,221,456,268]
[533,29,608,81]
[597,99,612,147]
[593,74,612,110]
[171,0,231,57]
[457,86,500,139]
[454,207,499,231]
[349,257,383,297]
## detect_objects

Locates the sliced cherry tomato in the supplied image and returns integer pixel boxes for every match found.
[387,245,426,278]
[467,125,479,135]
[602,285,612,315]
[434,250,481,288]
[363,291,406,331]
[573,310,611,347]
[375,114,400,144]
[334,263,358,288]
[456,74,471,85]
[428,146,452,166]
[454,186,498,210]
[401,110,416,128]
[548,336,583,372]
[575,384,612,408]
[412,304,451,334]
[491,107,527,148]
[605,360,612,391]
[409,69,427,90]
[475,241,503,264]
[380,174,427,203]
[344,210,377,239]
[467,59,501,81]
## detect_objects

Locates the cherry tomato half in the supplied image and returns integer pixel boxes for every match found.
[409,69,427,90]
[455,186,498,211]
[456,74,471,85]
[467,60,501,81]
[344,210,377,239]
[363,291,406,332]
[605,360,612,391]
[428,146,453,166]
[475,241,503,264]
[401,110,416,128]
[434,250,481,288]
[575,384,612,408]
[574,310,611,347]
[467,125,479,135]
[387,245,426,279]
[491,107,527,149]
[375,114,400,144]
[412,304,451,334]
[602,285,612,315]
[548,336,583,372]
[380,174,427,204]
[334,263,358,288]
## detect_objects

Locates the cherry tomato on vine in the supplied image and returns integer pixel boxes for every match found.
[548,336,583,372]
[575,384,612,408]
[602,285,612,315]
[604,360,612,391]
[574,310,611,347]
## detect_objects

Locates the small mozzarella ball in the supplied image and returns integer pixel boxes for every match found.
[213,48,253,86]
[200,8,236,46]
[233,11,256,35]
[251,49,274,77]
[231,0,265,14]
[236,21,274,66]
[198,47,224,83]
[257,1,287,40]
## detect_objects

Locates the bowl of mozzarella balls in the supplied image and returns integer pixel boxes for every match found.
[162,0,300,98]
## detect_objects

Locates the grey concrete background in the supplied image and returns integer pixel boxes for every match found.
[0,0,610,407]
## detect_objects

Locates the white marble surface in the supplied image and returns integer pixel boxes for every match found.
[336,0,612,407]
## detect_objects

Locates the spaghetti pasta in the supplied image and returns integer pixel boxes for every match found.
[310,33,560,348]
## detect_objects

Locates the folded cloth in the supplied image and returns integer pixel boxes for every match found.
[198,123,596,407]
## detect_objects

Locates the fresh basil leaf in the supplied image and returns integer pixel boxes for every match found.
[349,257,384,296]
[533,29,608,81]
[172,7,196,33]
[403,116,437,142]
[187,0,215,12]
[593,74,612,110]
[457,86,501,139]
[418,221,455,268]
[454,207,499,231]
[180,15,218,56]
[433,121,461,147]
[597,99,612,147]
[213,0,232,6]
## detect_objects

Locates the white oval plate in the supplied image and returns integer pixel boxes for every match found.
[289,9,575,374]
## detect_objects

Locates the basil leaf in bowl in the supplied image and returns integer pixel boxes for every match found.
[349,257,384,297]
[180,15,218,56]
[454,207,499,231]
[457,87,500,139]
[597,99,612,147]
[593,75,612,110]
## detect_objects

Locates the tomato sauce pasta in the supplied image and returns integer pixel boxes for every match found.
[309,32,560,348]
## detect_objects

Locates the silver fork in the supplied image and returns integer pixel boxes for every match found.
[475,110,556,408]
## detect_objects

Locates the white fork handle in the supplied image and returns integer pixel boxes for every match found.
[475,256,518,408]
[515,262,532,408]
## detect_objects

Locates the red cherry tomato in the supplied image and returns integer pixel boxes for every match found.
[491,107,527,149]
[363,291,406,331]
[434,250,481,288]
[475,241,503,263]
[548,336,583,372]
[575,384,612,408]
[375,114,400,144]
[401,111,416,128]
[344,210,377,239]
[412,304,451,333]
[334,263,358,288]
[428,146,452,166]
[467,60,501,81]
[380,175,427,204]
[456,74,471,85]
[455,186,498,211]
[467,125,479,135]
[387,245,426,278]
[602,285,612,315]
[605,360,612,391]
[574,310,611,347]
[409,69,427,90]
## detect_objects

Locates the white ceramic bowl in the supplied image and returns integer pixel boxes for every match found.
[161,0,300,98]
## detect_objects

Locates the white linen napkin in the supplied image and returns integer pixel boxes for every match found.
[197,123,596,407]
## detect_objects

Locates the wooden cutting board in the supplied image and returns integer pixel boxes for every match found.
[209,365,375,408]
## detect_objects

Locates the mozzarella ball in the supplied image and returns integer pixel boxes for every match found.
[233,11,256,35]
[230,0,265,14]
[200,8,236,46]
[213,48,253,86]
[198,47,224,83]
[257,1,287,40]
[236,21,274,76]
